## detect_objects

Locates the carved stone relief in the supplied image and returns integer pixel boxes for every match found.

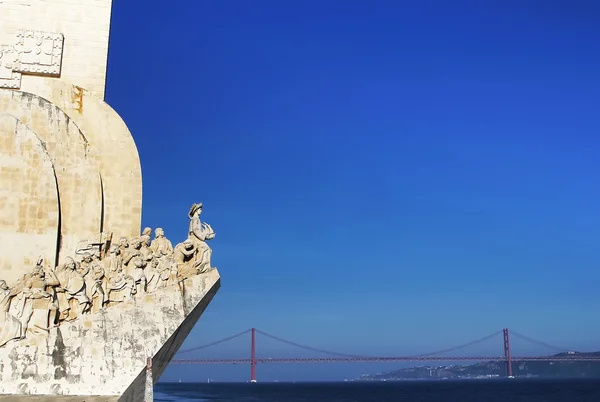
[14,30,64,75]
[0,203,217,348]
[0,30,64,89]
[0,46,21,88]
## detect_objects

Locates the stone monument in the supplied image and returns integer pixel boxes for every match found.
[0,1,221,400]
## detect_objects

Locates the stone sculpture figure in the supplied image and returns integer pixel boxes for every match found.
[173,239,200,279]
[141,227,152,238]
[143,258,160,293]
[130,257,147,295]
[104,245,123,272]
[119,237,139,274]
[162,257,179,288]
[187,203,216,273]
[44,267,62,328]
[10,279,31,339]
[51,266,70,322]
[21,262,58,336]
[150,228,173,257]
[153,253,179,289]
[138,234,154,262]
[76,253,106,313]
[104,246,135,304]
[148,228,176,290]
[136,227,152,247]
[89,261,107,313]
[0,280,23,347]
[0,203,216,348]
[54,257,90,321]
[125,237,142,263]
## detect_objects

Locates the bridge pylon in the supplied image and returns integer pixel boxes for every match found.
[251,328,257,382]
[503,328,513,377]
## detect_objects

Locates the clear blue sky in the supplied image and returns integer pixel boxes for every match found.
[105,1,600,382]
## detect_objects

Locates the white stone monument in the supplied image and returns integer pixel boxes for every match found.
[0,1,221,400]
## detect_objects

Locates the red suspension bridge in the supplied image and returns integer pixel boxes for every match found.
[171,328,600,382]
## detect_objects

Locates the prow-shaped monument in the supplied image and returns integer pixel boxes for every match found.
[0,1,220,400]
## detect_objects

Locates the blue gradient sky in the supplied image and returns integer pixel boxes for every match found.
[105,1,600,381]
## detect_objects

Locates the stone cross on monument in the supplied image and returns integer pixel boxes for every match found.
[0,1,221,401]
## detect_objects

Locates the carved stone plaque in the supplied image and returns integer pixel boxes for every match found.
[0,71,21,89]
[14,30,64,76]
[0,46,18,79]
[0,46,21,88]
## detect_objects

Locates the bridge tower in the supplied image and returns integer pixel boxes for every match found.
[503,328,513,377]
[251,328,257,382]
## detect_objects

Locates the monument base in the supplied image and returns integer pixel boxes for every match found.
[0,269,220,401]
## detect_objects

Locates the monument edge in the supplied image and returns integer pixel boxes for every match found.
[118,275,222,402]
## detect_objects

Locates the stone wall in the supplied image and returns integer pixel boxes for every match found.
[0,90,103,268]
[0,114,59,283]
[0,0,143,247]
[0,269,221,399]
[17,80,144,239]
[0,80,143,273]
[0,0,113,99]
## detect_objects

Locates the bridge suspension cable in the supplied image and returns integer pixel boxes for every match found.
[410,330,504,357]
[175,329,252,355]
[254,329,368,358]
[510,330,572,352]
[254,328,505,359]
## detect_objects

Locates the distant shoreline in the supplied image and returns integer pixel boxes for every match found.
[158,377,600,384]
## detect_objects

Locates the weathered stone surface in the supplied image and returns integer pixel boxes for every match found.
[119,271,221,402]
[0,0,142,271]
[0,269,220,398]
[0,1,113,99]
[0,113,59,284]
[0,89,103,269]
[17,79,143,238]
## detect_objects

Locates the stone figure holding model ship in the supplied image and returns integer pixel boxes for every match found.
[187,202,216,274]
